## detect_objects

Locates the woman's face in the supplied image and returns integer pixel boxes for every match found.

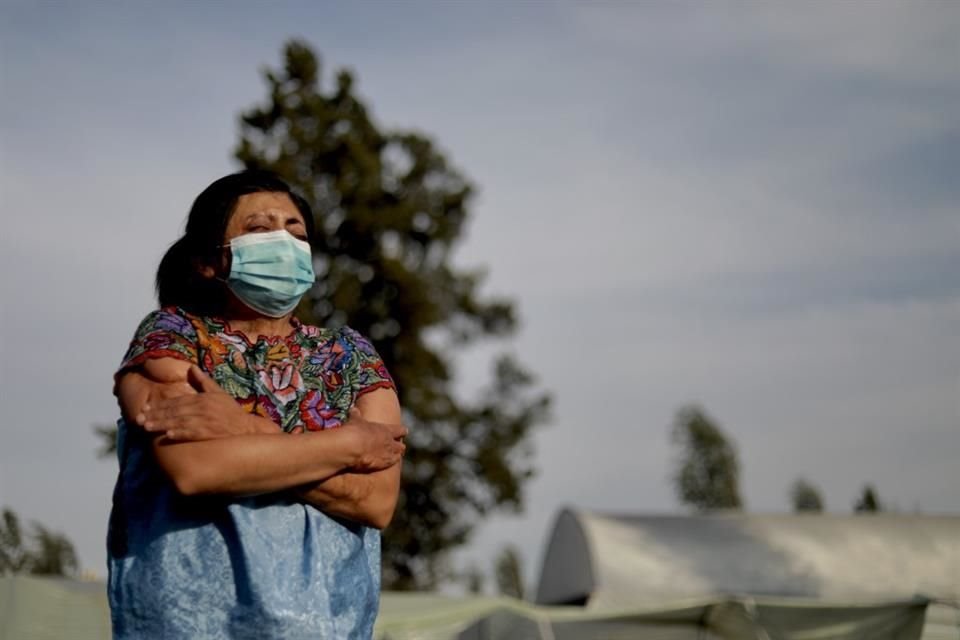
[224,191,308,244]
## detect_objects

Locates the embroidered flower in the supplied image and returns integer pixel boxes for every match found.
[299,390,342,431]
[231,350,247,370]
[219,332,248,354]
[346,330,374,354]
[257,363,303,405]
[238,394,282,426]
[201,338,231,371]
[365,362,394,386]
[141,332,174,352]
[266,343,290,362]
[154,312,194,336]
[301,324,322,338]
[309,340,349,372]
[321,369,344,390]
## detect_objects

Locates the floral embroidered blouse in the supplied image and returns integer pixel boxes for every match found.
[107,307,396,639]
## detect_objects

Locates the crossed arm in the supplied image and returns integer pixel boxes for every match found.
[116,358,406,529]
[294,391,403,529]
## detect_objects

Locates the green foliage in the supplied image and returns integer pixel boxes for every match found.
[235,40,550,589]
[0,509,29,574]
[494,545,525,600]
[789,478,824,513]
[28,525,78,576]
[670,406,743,511]
[854,484,882,513]
[0,508,78,577]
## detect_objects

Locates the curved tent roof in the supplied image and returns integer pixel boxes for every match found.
[535,509,960,609]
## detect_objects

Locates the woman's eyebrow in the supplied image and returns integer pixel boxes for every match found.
[243,211,271,223]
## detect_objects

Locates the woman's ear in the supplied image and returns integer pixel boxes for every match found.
[193,257,218,280]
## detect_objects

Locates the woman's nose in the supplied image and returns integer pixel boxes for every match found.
[265,214,287,230]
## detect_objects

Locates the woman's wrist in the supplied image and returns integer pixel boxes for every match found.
[330,425,363,469]
[246,414,280,435]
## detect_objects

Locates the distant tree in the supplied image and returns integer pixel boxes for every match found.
[671,406,743,511]
[494,545,525,600]
[464,565,485,595]
[94,424,117,458]
[854,485,883,513]
[0,509,29,574]
[234,40,550,589]
[790,478,824,513]
[28,524,78,577]
[0,508,78,577]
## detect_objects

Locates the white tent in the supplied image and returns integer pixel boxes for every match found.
[532,509,959,639]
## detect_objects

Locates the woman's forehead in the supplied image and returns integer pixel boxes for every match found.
[230,192,304,224]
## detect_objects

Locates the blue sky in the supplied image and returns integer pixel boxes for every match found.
[1,1,958,591]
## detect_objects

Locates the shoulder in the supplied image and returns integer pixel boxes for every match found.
[132,306,200,339]
[292,322,388,368]
[337,326,396,391]
[337,326,380,356]
[119,307,202,374]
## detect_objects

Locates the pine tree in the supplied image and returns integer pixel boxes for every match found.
[0,509,28,574]
[789,478,825,513]
[494,545,525,600]
[671,406,743,511]
[0,508,78,577]
[235,41,550,589]
[28,524,78,577]
[854,485,882,513]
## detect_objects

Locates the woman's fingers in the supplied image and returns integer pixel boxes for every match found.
[140,388,252,440]
[152,382,196,402]
[351,420,409,471]
[347,412,407,439]
[187,365,222,394]
[141,395,207,431]
[135,382,195,425]
[164,428,199,442]
[142,398,194,424]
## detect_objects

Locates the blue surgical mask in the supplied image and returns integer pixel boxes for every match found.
[226,230,316,317]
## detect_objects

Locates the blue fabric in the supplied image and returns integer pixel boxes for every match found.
[107,423,380,638]
[107,313,389,639]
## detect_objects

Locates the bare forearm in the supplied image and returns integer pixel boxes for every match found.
[298,464,401,529]
[299,388,405,528]
[155,428,358,497]
[118,361,405,498]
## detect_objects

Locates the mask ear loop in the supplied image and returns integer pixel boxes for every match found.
[212,244,233,284]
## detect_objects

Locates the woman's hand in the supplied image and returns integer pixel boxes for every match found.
[141,365,276,441]
[344,408,408,473]
[116,357,195,425]
[296,388,405,528]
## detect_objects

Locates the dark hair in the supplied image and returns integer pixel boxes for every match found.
[156,170,315,316]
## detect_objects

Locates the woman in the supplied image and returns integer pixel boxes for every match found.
[108,170,407,639]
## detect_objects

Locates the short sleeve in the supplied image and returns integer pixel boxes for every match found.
[339,326,396,397]
[117,308,199,377]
